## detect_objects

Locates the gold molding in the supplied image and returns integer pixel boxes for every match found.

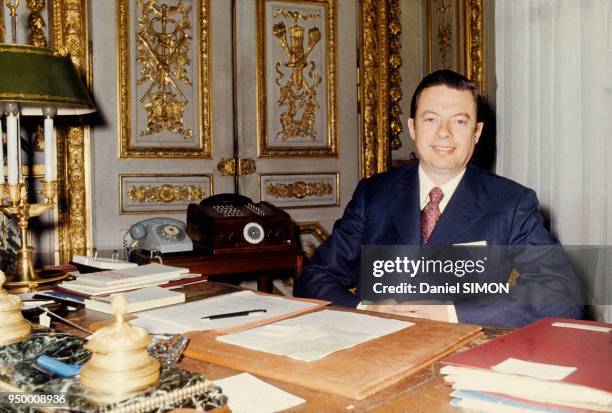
[117,0,212,158]
[464,0,485,95]
[360,0,390,177]
[256,0,338,157]
[128,184,205,203]
[296,221,329,243]
[266,181,332,199]
[388,0,402,150]
[0,3,4,42]
[296,221,329,258]
[119,173,213,214]
[426,0,486,94]
[27,0,47,47]
[259,172,340,208]
[50,0,91,262]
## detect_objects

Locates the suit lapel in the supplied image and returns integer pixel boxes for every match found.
[388,164,421,244]
[426,165,488,245]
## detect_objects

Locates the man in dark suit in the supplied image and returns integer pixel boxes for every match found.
[294,70,583,327]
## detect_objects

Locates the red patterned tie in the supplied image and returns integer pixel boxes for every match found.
[421,187,444,244]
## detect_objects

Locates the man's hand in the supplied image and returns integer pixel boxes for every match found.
[363,300,451,322]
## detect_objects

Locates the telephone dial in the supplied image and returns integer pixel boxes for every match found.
[124,217,193,254]
[186,193,295,254]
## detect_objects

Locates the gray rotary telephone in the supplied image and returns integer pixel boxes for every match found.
[124,217,193,254]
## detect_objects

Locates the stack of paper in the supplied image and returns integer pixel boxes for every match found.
[130,290,327,334]
[217,309,412,362]
[84,286,185,314]
[58,263,189,296]
[442,318,612,412]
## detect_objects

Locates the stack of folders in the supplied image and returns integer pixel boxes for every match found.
[84,286,185,314]
[441,318,612,413]
[57,263,190,297]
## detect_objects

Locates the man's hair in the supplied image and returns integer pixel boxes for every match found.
[409,70,480,119]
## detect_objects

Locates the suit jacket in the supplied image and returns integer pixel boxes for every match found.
[293,162,583,327]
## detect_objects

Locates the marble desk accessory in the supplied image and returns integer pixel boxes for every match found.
[80,294,161,403]
[0,292,227,411]
[0,270,31,344]
[0,328,227,412]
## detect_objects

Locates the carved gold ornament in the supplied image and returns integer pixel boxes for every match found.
[257,0,337,157]
[435,0,452,69]
[28,0,47,153]
[266,180,332,199]
[360,0,390,177]
[388,0,402,150]
[119,0,211,158]
[27,0,47,47]
[465,0,485,95]
[217,158,256,176]
[136,0,193,140]
[0,4,4,42]
[128,184,204,203]
[296,221,329,258]
[273,10,322,141]
[51,0,91,261]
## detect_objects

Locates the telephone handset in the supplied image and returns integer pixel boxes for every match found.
[124,217,193,254]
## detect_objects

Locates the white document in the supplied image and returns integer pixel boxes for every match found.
[133,290,318,332]
[492,357,577,381]
[218,309,413,362]
[130,316,192,334]
[215,373,305,413]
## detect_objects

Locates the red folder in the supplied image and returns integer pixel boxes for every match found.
[443,317,612,392]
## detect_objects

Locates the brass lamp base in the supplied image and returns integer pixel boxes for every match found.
[0,181,67,293]
[2,246,68,293]
[3,271,68,294]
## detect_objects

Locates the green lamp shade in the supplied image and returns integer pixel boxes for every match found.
[0,44,95,116]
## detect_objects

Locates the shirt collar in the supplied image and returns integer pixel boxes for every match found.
[419,166,466,213]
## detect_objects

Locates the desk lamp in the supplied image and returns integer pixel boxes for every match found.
[0,0,95,291]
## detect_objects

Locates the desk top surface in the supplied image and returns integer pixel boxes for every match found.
[55,281,508,413]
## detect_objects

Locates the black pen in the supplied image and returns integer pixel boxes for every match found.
[201,309,267,320]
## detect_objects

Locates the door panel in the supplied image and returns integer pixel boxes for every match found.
[226,0,359,239]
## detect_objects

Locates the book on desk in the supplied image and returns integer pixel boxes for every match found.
[442,317,612,412]
[57,263,191,296]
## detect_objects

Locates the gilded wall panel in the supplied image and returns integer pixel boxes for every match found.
[117,0,211,158]
[120,174,212,213]
[260,173,338,208]
[256,0,337,156]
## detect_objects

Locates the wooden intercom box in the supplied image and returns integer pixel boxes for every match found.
[186,201,295,255]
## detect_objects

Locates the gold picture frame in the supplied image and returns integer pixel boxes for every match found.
[256,0,338,157]
[117,0,212,158]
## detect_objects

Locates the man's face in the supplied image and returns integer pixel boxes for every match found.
[408,85,483,184]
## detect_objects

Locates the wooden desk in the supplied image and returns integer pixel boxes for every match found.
[55,282,507,413]
[130,248,303,293]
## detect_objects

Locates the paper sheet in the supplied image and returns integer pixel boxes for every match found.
[492,358,577,381]
[217,309,413,362]
[215,373,305,413]
[133,290,318,332]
